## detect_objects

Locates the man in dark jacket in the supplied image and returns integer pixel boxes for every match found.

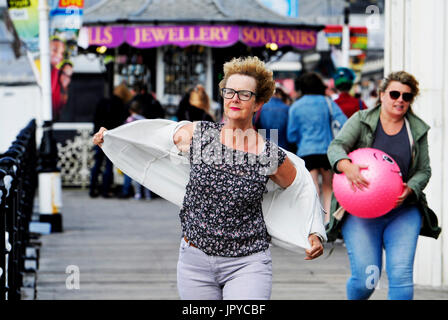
[132,81,165,120]
[90,92,128,198]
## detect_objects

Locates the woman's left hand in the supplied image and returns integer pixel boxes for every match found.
[395,183,413,207]
[305,234,324,260]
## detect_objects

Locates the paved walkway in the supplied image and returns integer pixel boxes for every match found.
[34,189,448,300]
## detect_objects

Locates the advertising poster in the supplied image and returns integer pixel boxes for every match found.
[49,0,84,121]
[6,0,41,80]
[7,0,84,121]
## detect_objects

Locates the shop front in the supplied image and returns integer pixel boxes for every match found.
[55,0,327,188]
[84,24,321,120]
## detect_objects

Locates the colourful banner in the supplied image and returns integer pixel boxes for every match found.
[350,27,368,50]
[7,0,84,121]
[85,25,318,50]
[7,0,42,86]
[323,25,342,46]
[7,0,40,53]
[50,0,84,56]
[324,25,368,50]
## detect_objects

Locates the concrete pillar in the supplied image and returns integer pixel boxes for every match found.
[156,46,164,103]
[384,0,448,287]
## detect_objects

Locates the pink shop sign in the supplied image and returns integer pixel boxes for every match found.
[87,26,125,47]
[86,25,239,48]
[127,25,239,48]
[86,25,318,50]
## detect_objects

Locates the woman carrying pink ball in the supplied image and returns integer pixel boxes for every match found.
[326,71,441,300]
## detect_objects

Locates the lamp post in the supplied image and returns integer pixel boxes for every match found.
[341,0,350,67]
[37,0,63,232]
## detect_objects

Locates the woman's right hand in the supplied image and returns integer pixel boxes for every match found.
[337,159,369,191]
[93,127,108,147]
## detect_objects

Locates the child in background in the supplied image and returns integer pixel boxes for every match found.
[120,101,152,200]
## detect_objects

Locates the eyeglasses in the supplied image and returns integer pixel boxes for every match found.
[388,90,413,102]
[221,88,256,101]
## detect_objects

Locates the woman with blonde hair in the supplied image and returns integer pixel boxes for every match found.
[113,82,134,105]
[93,56,326,300]
[177,84,214,121]
[327,71,441,300]
[171,56,324,299]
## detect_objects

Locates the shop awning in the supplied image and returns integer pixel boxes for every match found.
[85,24,319,50]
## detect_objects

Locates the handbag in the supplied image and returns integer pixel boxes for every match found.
[326,97,342,138]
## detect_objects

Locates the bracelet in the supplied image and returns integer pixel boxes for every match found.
[309,232,324,243]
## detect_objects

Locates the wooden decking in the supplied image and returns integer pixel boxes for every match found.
[34,189,448,300]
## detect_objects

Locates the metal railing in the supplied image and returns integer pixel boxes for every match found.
[0,119,38,300]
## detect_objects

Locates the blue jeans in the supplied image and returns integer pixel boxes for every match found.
[122,174,133,196]
[341,205,422,300]
[122,174,151,198]
[90,146,113,196]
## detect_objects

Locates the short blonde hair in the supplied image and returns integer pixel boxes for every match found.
[219,56,275,104]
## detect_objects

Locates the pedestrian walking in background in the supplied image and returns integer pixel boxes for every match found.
[365,89,379,109]
[254,83,295,152]
[333,67,368,118]
[326,71,441,300]
[276,83,293,106]
[93,56,326,300]
[132,81,165,120]
[176,84,214,122]
[89,83,130,198]
[119,100,152,200]
[326,85,339,101]
[287,72,347,222]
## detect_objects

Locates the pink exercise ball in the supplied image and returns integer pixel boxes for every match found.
[332,148,404,218]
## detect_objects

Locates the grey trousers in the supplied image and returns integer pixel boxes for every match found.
[177,238,272,300]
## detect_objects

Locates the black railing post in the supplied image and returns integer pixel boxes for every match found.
[0,119,38,300]
[0,156,21,300]
[0,169,7,300]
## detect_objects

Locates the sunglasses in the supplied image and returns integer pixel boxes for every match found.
[388,90,414,102]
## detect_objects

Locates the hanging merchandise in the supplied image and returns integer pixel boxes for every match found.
[324,25,368,71]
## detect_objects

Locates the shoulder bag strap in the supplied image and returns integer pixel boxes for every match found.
[326,97,333,119]
[404,117,414,158]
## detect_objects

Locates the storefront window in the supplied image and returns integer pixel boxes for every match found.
[162,45,207,96]
[115,54,149,88]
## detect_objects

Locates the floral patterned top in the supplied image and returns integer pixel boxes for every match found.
[179,121,287,257]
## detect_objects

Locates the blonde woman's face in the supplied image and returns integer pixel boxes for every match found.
[223,74,262,121]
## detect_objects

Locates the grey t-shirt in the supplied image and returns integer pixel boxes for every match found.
[372,119,412,182]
